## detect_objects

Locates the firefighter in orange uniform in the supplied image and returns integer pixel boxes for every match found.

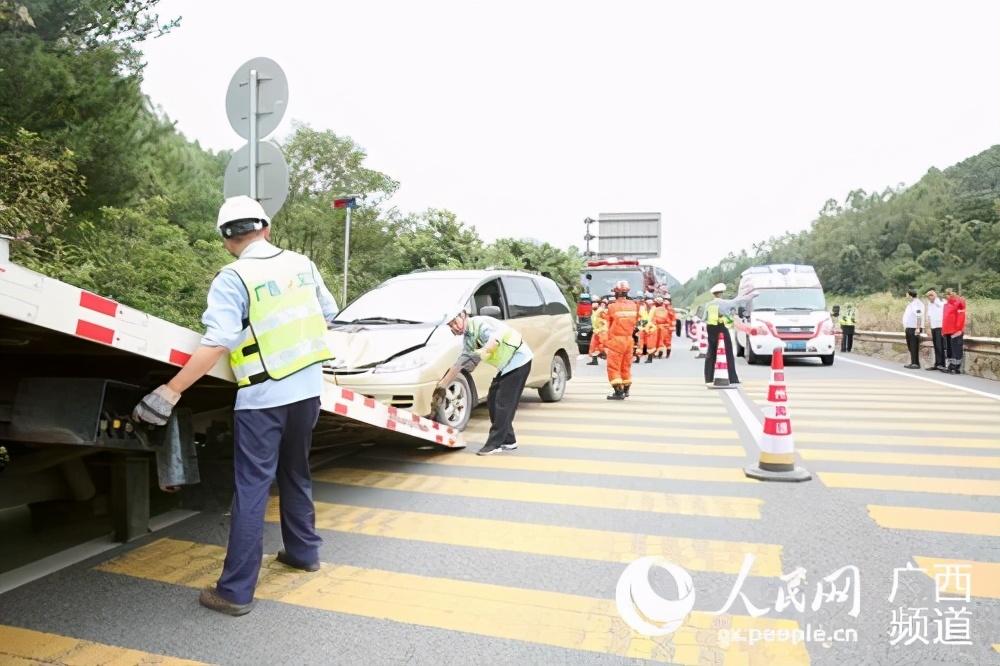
[640,299,658,363]
[651,296,673,359]
[606,281,640,400]
[665,297,677,357]
[586,299,608,365]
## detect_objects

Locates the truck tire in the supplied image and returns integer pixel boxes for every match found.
[735,337,745,358]
[538,355,568,403]
[821,353,835,366]
[746,345,760,365]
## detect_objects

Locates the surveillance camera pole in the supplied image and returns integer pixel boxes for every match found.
[333,195,362,306]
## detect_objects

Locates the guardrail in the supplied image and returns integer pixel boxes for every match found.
[852,330,1000,357]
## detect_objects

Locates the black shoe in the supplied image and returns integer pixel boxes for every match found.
[665,349,671,358]
[586,357,599,366]
[477,444,503,455]
[903,364,920,369]
[276,549,320,572]
[925,366,940,371]
[607,389,625,400]
[501,442,518,451]
[623,385,631,397]
[645,356,654,363]
[199,587,255,616]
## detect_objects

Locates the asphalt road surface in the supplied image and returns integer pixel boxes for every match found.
[1,337,998,665]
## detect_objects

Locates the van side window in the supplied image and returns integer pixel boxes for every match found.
[537,278,570,315]
[472,279,506,318]
[502,276,545,319]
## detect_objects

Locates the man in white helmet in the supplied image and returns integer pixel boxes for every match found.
[436,308,533,455]
[131,195,339,616]
[703,282,756,386]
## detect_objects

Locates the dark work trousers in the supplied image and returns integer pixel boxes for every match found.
[841,325,855,352]
[945,333,965,371]
[675,320,682,337]
[704,324,738,384]
[930,327,944,368]
[485,361,532,448]
[216,397,323,605]
[904,327,920,366]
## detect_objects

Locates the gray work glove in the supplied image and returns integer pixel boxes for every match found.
[132,385,182,426]
[457,352,482,373]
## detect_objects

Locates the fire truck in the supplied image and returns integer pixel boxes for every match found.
[575,258,672,354]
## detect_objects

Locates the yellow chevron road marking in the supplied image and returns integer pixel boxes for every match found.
[519,401,728,412]
[499,412,733,426]
[790,409,1000,424]
[798,432,1000,450]
[912,557,1000,599]
[364,452,752,484]
[819,472,1000,497]
[458,433,746,458]
[0,624,205,665]
[793,419,999,435]
[799,449,1000,469]
[269,500,782,576]
[747,398,997,414]
[464,421,738,440]
[314,468,762,519]
[97,538,806,664]
[867,505,1000,537]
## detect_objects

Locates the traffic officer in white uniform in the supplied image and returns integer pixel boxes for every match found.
[132,196,339,616]
[901,288,924,369]
[436,309,533,456]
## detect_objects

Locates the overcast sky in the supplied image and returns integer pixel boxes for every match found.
[138,0,1000,281]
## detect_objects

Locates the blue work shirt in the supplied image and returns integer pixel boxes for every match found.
[201,239,339,410]
[464,316,533,376]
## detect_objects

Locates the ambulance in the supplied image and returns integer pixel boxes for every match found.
[733,264,836,365]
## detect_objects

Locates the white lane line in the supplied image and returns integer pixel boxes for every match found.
[838,356,1000,402]
[721,389,762,449]
[0,509,198,595]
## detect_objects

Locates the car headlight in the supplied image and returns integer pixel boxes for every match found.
[372,347,438,374]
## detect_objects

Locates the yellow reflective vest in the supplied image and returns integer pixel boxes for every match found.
[226,250,334,388]
[839,308,856,326]
[468,317,524,370]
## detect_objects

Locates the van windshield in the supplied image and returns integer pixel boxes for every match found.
[337,278,472,324]
[581,270,645,298]
[752,288,826,312]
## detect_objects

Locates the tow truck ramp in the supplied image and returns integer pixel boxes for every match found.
[0,235,464,541]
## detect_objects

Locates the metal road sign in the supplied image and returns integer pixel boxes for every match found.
[225,57,288,140]
[224,57,291,218]
[223,140,289,220]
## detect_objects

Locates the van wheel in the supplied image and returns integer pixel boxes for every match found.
[438,373,476,430]
[538,355,568,402]
[735,338,745,358]
[746,346,759,365]
[821,353,835,366]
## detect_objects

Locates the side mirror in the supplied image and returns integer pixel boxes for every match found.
[832,305,841,317]
[480,305,502,318]
[585,273,593,281]
[737,306,747,319]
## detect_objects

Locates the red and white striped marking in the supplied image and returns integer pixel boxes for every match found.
[322,387,465,449]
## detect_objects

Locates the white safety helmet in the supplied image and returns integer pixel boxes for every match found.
[710,282,726,295]
[216,196,270,238]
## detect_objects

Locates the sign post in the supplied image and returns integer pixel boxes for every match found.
[333,196,361,306]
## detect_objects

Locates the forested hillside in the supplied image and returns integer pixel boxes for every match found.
[0,1,583,330]
[676,146,1000,303]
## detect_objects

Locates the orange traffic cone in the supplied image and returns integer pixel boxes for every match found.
[696,322,708,358]
[709,332,736,388]
[745,347,811,482]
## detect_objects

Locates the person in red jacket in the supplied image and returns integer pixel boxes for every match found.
[941,288,967,374]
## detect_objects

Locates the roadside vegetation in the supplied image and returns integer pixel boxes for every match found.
[0,1,583,330]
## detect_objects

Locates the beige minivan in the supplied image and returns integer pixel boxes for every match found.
[322,269,578,430]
